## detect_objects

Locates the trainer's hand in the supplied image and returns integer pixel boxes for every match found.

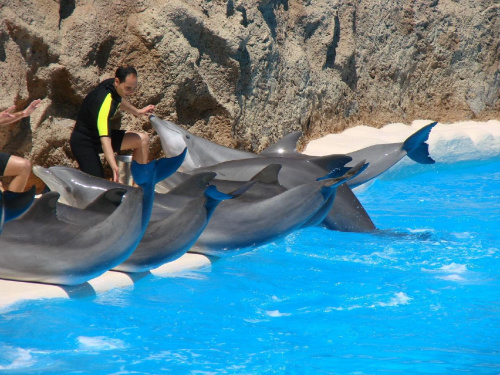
[0,105,15,119]
[22,99,41,117]
[138,104,155,116]
[112,167,120,183]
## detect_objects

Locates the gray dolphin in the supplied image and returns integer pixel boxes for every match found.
[0,188,143,285]
[0,152,187,284]
[33,164,240,273]
[190,160,367,255]
[151,116,436,231]
[151,116,375,232]
[151,115,436,187]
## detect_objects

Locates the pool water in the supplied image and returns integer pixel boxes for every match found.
[1,159,499,374]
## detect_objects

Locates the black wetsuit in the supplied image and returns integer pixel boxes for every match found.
[70,78,125,178]
[0,152,11,176]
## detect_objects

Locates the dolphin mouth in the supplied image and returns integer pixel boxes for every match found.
[33,166,61,191]
[32,166,72,199]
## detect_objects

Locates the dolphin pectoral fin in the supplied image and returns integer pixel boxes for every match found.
[2,185,36,222]
[260,131,303,156]
[322,183,376,232]
[403,122,437,164]
[84,188,127,214]
[319,160,368,183]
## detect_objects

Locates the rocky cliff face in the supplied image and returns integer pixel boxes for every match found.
[0,0,498,188]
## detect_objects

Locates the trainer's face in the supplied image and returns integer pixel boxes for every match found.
[115,74,137,97]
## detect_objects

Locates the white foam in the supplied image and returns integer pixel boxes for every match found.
[77,336,127,351]
[439,263,468,274]
[266,310,292,317]
[0,346,35,370]
[376,292,412,307]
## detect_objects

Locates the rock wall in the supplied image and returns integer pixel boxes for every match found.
[0,0,498,188]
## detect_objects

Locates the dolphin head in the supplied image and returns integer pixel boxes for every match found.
[33,166,108,208]
[149,116,198,169]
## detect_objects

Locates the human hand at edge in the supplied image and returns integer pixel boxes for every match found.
[138,104,155,116]
[112,166,120,183]
[0,105,16,119]
[22,99,42,117]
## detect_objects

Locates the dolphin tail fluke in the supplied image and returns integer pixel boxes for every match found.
[403,122,437,164]
[131,148,187,186]
[3,186,37,222]
[203,185,233,218]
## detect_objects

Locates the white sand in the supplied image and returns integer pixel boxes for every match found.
[1,119,499,309]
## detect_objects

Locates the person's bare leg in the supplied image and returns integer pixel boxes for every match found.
[3,156,31,192]
[121,131,149,164]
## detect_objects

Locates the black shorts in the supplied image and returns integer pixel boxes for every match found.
[70,129,125,178]
[0,152,12,176]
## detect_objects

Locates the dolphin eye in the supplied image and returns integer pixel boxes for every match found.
[186,135,190,139]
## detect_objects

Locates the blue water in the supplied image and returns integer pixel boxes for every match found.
[1,159,499,374]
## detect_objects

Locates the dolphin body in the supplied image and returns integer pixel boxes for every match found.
[190,161,368,255]
[151,116,436,231]
[33,160,241,273]
[0,153,186,285]
[151,115,436,186]
[0,187,143,285]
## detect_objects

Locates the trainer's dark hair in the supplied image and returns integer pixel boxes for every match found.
[115,66,138,83]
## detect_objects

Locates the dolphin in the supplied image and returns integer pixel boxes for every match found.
[0,153,187,285]
[151,115,436,187]
[190,160,368,255]
[151,116,436,231]
[34,162,248,273]
[115,185,234,272]
[0,188,143,285]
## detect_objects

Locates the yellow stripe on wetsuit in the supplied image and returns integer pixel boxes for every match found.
[97,93,113,137]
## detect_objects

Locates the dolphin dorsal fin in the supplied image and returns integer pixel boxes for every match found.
[261,132,303,156]
[309,154,352,172]
[84,188,127,214]
[21,191,60,222]
[169,172,217,198]
[2,185,36,222]
[403,122,437,164]
[250,164,282,185]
